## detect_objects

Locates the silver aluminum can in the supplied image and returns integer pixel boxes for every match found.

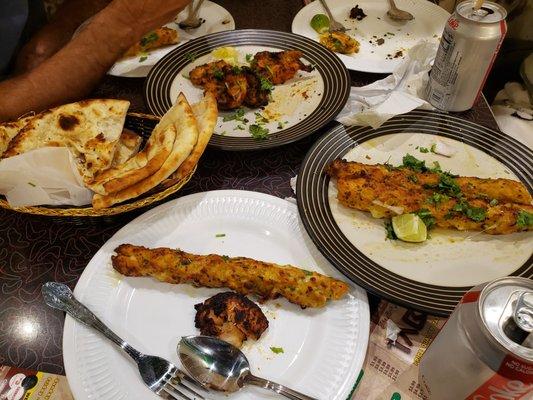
[427,0,507,111]
[419,277,533,399]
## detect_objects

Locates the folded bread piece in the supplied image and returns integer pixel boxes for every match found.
[92,93,199,208]
[2,99,130,183]
[0,115,34,157]
[112,129,142,166]
[161,91,218,189]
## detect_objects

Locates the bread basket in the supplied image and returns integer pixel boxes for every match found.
[0,112,194,220]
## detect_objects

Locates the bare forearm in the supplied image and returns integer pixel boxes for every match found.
[0,3,139,121]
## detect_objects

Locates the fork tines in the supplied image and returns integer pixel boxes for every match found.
[161,374,207,400]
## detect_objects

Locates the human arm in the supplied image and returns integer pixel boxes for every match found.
[0,0,190,122]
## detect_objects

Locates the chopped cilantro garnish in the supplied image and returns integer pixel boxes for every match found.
[236,125,245,130]
[28,182,36,187]
[259,76,274,91]
[140,32,159,47]
[277,121,285,130]
[517,210,533,228]
[427,192,450,205]
[182,73,190,80]
[215,233,226,238]
[222,108,245,122]
[430,143,437,153]
[414,209,436,230]
[139,56,148,62]
[249,124,269,140]
[185,52,197,62]
[254,112,269,124]
[213,69,224,80]
[419,147,429,153]
[435,174,462,198]
[270,347,284,354]
[489,198,499,207]
[245,53,253,63]
[384,220,398,240]
[303,270,313,276]
[402,154,427,172]
[221,255,230,261]
[453,200,487,222]
[232,65,242,74]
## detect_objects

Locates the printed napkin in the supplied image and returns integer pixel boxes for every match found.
[336,40,437,128]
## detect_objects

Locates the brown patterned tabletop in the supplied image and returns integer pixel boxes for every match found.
[0,0,499,375]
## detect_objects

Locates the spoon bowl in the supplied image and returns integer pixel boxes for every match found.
[178,335,319,400]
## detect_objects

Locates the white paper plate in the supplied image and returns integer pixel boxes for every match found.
[107,1,235,77]
[63,190,369,400]
[291,0,449,73]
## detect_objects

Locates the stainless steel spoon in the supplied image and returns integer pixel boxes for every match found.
[178,335,319,400]
[387,0,414,21]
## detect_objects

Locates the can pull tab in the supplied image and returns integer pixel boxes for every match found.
[513,291,533,333]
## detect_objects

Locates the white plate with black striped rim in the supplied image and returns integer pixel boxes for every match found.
[144,30,351,150]
[63,190,369,400]
[297,111,533,316]
[292,0,449,73]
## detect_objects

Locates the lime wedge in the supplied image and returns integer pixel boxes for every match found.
[211,46,239,65]
[392,214,427,243]
[310,14,330,34]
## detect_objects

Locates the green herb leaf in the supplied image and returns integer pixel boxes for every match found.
[402,154,427,173]
[453,200,487,222]
[215,233,226,238]
[139,56,148,62]
[427,192,450,205]
[303,270,313,276]
[221,255,230,261]
[489,198,499,207]
[419,147,429,153]
[270,346,284,354]
[277,121,285,130]
[407,174,418,183]
[516,210,533,228]
[436,174,462,198]
[245,53,253,63]
[430,143,437,153]
[384,220,398,240]
[259,76,274,91]
[213,69,224,80]
[236,125,245,130]
[249,124,269,140]
[140,32,159,47]
[222,108,246,122]
[232,65,242,74]
[185,52,197,62]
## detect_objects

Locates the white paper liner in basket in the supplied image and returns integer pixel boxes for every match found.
[0,147,93,207]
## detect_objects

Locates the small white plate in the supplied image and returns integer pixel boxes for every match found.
[107,1,235,77]
[292,0,449,73]
[63,190,370,400]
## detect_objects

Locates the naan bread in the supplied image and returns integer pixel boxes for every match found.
[3,99,130,182]
[88,122,176,195]
[0,115,34,157]
[92,93,199,208]
[112,129,142,167]
[161,91,218,189]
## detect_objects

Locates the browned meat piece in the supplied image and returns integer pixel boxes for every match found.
[242,67,270,108]
[189,60,229,86]
[251,50,313,85]
[194,292,269,348]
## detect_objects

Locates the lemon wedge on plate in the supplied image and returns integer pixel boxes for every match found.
[310,14,330,34]
[211,47,239,65]
[392,214,427,243]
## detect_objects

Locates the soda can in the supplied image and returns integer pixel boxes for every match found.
[419,277,533,399]
[427,0,507,111]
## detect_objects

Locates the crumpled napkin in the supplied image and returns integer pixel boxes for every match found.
[336,40,437,128]
[0,147,93,207]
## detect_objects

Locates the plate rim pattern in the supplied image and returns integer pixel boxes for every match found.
[296,110,533,316]
[144,29,351,150]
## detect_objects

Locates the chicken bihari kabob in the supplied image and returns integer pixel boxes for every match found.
[189,50,313,110]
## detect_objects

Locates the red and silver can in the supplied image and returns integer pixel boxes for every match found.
[419,277,532,399]
[426,0,507,111]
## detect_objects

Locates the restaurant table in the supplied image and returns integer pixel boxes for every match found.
[0,0,500,381]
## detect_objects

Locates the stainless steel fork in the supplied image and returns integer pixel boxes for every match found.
[42,282,207,400]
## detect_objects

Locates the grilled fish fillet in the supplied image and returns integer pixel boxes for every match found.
[326,159,533,235]
[112,244,349,308]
